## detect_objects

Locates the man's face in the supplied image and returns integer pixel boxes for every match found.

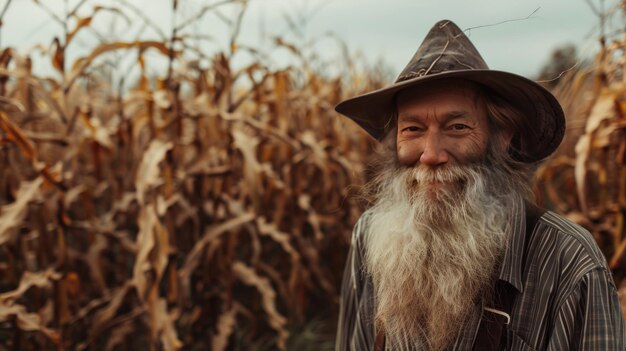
[395,80,490,172]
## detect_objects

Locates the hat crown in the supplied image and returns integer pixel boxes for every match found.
[396,20,489,82]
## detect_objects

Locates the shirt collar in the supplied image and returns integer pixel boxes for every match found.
[497,197,527,293]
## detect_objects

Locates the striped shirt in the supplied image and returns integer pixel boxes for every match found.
[336,202,626,350]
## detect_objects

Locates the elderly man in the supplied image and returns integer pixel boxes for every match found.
[334,20,625,350]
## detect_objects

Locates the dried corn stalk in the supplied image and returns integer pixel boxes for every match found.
[535,1,626,319]
[0,1,380,349]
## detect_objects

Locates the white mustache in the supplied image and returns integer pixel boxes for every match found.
[411,165,469,183]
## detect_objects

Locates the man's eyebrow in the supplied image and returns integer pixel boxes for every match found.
[397,114,421,122]
[442,111,470,121]
[397,111,472,123]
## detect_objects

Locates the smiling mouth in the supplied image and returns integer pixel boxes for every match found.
[421,179,466,192]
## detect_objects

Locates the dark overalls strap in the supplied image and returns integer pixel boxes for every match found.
[472,203,545,350]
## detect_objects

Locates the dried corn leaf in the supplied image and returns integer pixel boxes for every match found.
[0,304,60,343]
[0,112,37,161]
[574,89,620,214]
[62,185,87,208]
[152,298,182,351]
[136,140,172,204]
[592,124,618,148]
[211,306,237,351]
[585,87,623,133]
[221,111,300,149]
[67,41,179,88]
[232,261,288,350]
[231,128,262,193]
[110,192,138,215]
[133,204,169,299]
[179,213,255,296]
[298,194,324,242]
[256,217,299,261]
[0,269,59,303]
[153,210,171,282]
[300,130,327,166]
[574,135,591,214]
[87,117,114,149]
[0,177,43,246]
[153,90,171,110]
[104,319,135,351]
[66,16,93,44]
[89,284,133,340]
[84,235,108,292]
[52,38,64,73]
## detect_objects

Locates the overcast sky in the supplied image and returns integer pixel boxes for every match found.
[0,0,615,79]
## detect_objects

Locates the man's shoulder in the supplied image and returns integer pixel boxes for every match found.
[538,211,603,256]
[535,210,610,275]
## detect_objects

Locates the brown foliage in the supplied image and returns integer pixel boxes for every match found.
[0,1,386,349]
[535,2,626,319]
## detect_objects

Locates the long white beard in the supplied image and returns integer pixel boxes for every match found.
[364,160,524,350]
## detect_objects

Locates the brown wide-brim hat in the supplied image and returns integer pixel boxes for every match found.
[335,19,565,163]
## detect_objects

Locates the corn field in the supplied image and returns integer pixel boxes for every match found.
[0,0,624,350]
[534,1,626,321]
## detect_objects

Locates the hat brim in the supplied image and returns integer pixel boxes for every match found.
[335,70,565,163]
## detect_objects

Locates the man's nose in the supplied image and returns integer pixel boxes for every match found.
[419,132,449,166]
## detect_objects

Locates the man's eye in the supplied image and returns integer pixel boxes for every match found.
[450,124,469,131]
[402,126,422,132]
